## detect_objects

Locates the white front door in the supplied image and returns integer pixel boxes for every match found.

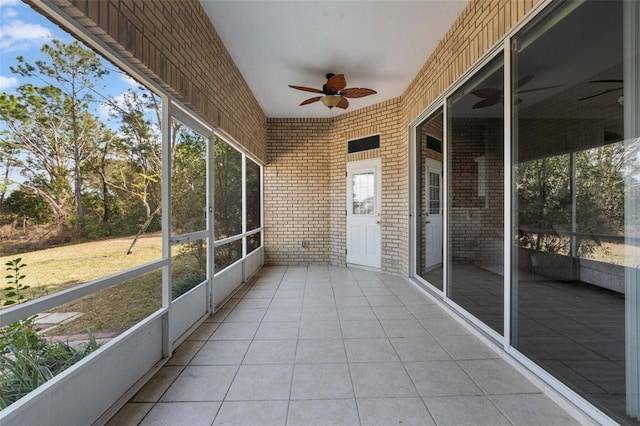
[425,159,443,269]
[346,159,381,268]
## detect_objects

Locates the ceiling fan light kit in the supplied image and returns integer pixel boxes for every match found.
[321,95,342,108]
[289,73,377,111]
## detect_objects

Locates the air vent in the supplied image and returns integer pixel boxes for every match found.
[348,135,380,153]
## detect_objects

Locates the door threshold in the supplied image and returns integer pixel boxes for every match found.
[347,263,382,273]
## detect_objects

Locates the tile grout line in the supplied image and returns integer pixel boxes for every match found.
[332,266,363,426]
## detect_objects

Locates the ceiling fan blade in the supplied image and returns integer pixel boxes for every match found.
[340,88,377,98]
[516,74,534,89]
[300,96,322,106]
[471,88,502,99]
[289,85,324,94]
[516,84,564,94]
[335,97,349,109]
[472,97,501,109]
[326,74,347,91]
[578,87,623,101]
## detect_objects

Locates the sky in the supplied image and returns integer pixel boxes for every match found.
[0,0,160,193]
[0,0,141,121]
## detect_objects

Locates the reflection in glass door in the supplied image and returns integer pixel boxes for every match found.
[509,1,637,423]
[416,108,444,290]
[425,160,443,270]
[447,53,504,336]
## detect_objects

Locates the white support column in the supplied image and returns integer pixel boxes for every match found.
[207,134,215,314]
[241,153,247,281]
[161,98,172,358]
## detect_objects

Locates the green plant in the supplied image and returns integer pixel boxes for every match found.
[0,260,100,409]
[0,345,54,409]
[3,258,29,306]
[0,323,100,409]
[0,316,42,355]
[171,270,206,300]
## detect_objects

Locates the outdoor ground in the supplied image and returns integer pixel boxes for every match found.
[0,232,163,337]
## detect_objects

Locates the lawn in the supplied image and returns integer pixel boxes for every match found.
[0,233,162,297]
[1,233,164,336]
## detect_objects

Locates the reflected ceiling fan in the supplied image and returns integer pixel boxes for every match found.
[471,74,563,109]
[578,79,623,103]
[288,73,377,109]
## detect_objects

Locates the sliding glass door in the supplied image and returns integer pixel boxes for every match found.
[412,0,639,422]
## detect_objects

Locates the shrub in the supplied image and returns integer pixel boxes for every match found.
[0,260,100,409]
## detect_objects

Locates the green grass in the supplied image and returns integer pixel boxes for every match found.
[1,233,164,336]
[50,270,162,336]
[1,233,162,300]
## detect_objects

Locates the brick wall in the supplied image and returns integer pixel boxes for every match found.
[44,0,268,163]
[264,118,332,264]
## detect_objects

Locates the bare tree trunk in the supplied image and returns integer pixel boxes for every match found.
[0,158,11,208]
[126,205,161,255]
[100,144,110,223]
[72,103,84,220]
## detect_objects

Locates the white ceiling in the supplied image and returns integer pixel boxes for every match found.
[199,1,470,118]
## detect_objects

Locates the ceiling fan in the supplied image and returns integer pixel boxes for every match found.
[471,74,563,109]
[288,73,377,109]
[578,79,623,102]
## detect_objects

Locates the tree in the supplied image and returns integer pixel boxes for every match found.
[576,144,625,235]
[105,88,162,222]
[4,189,51,224]
[10,39,108,221]
[0,136,17,210]
[517,141,629,257]
[171,125,207,234]
[83,121,119,225]
[0,84,75,224]
[517,155,571,253]
[214,136,242,240]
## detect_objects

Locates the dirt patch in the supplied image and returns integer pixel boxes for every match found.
[0,223,73,255]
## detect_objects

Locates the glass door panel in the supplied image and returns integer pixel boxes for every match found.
[447,53,505,335]
[510,1,637,423]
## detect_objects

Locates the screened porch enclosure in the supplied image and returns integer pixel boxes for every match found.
[0,0,639,425]
[0,99,265,425]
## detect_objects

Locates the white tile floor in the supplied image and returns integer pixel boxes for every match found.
[108,265,581,425]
